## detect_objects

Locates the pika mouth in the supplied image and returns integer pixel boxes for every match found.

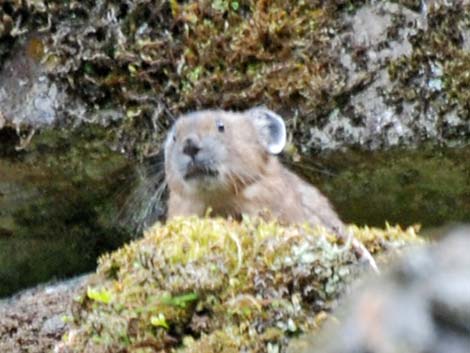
[184,162,218,180]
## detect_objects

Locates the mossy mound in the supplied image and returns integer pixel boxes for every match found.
[61,217,422,353]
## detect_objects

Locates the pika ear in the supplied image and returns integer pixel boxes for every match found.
[245,107,286,154]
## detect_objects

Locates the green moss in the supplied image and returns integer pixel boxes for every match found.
[62,217,421,353]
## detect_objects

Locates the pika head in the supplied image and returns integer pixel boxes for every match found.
[164,107,286,196]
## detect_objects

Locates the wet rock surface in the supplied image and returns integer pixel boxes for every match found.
[290,145,470,228]
[290,226,470,353]
[0,126,133,297]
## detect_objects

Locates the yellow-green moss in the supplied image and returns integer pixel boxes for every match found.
[63,217,422,353]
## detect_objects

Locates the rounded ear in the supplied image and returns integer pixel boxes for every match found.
[245,107,286,154]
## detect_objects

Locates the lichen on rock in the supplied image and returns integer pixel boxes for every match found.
[58,217,422,353]
[386,2,470,143]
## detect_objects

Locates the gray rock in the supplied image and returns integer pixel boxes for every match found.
[0,275,89,353]
[290,227,470,353]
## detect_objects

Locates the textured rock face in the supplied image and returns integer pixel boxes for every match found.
[309,2,470,151]
[1,1,469,154]
[0,35,68,129]
[291,227,470,353]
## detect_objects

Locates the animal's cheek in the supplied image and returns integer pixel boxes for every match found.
[214,145,229,162]
[171,154,187,175]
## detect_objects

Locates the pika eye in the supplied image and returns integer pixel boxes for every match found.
[216,120,225,133]
[172,134,176,142]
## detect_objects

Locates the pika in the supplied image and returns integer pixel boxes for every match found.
[164,107,345,233]
[164,108,377,270]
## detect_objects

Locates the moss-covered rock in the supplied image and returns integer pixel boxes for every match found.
[58,217,422,353]
[0,0,355,157]
[2,1,470,155]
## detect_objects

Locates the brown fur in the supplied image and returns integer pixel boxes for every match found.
[164,110,345,234]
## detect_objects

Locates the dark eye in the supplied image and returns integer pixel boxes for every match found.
[172,134,176,142]
[216,120,225,133]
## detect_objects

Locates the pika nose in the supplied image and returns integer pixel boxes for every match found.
[182,136,201,158]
